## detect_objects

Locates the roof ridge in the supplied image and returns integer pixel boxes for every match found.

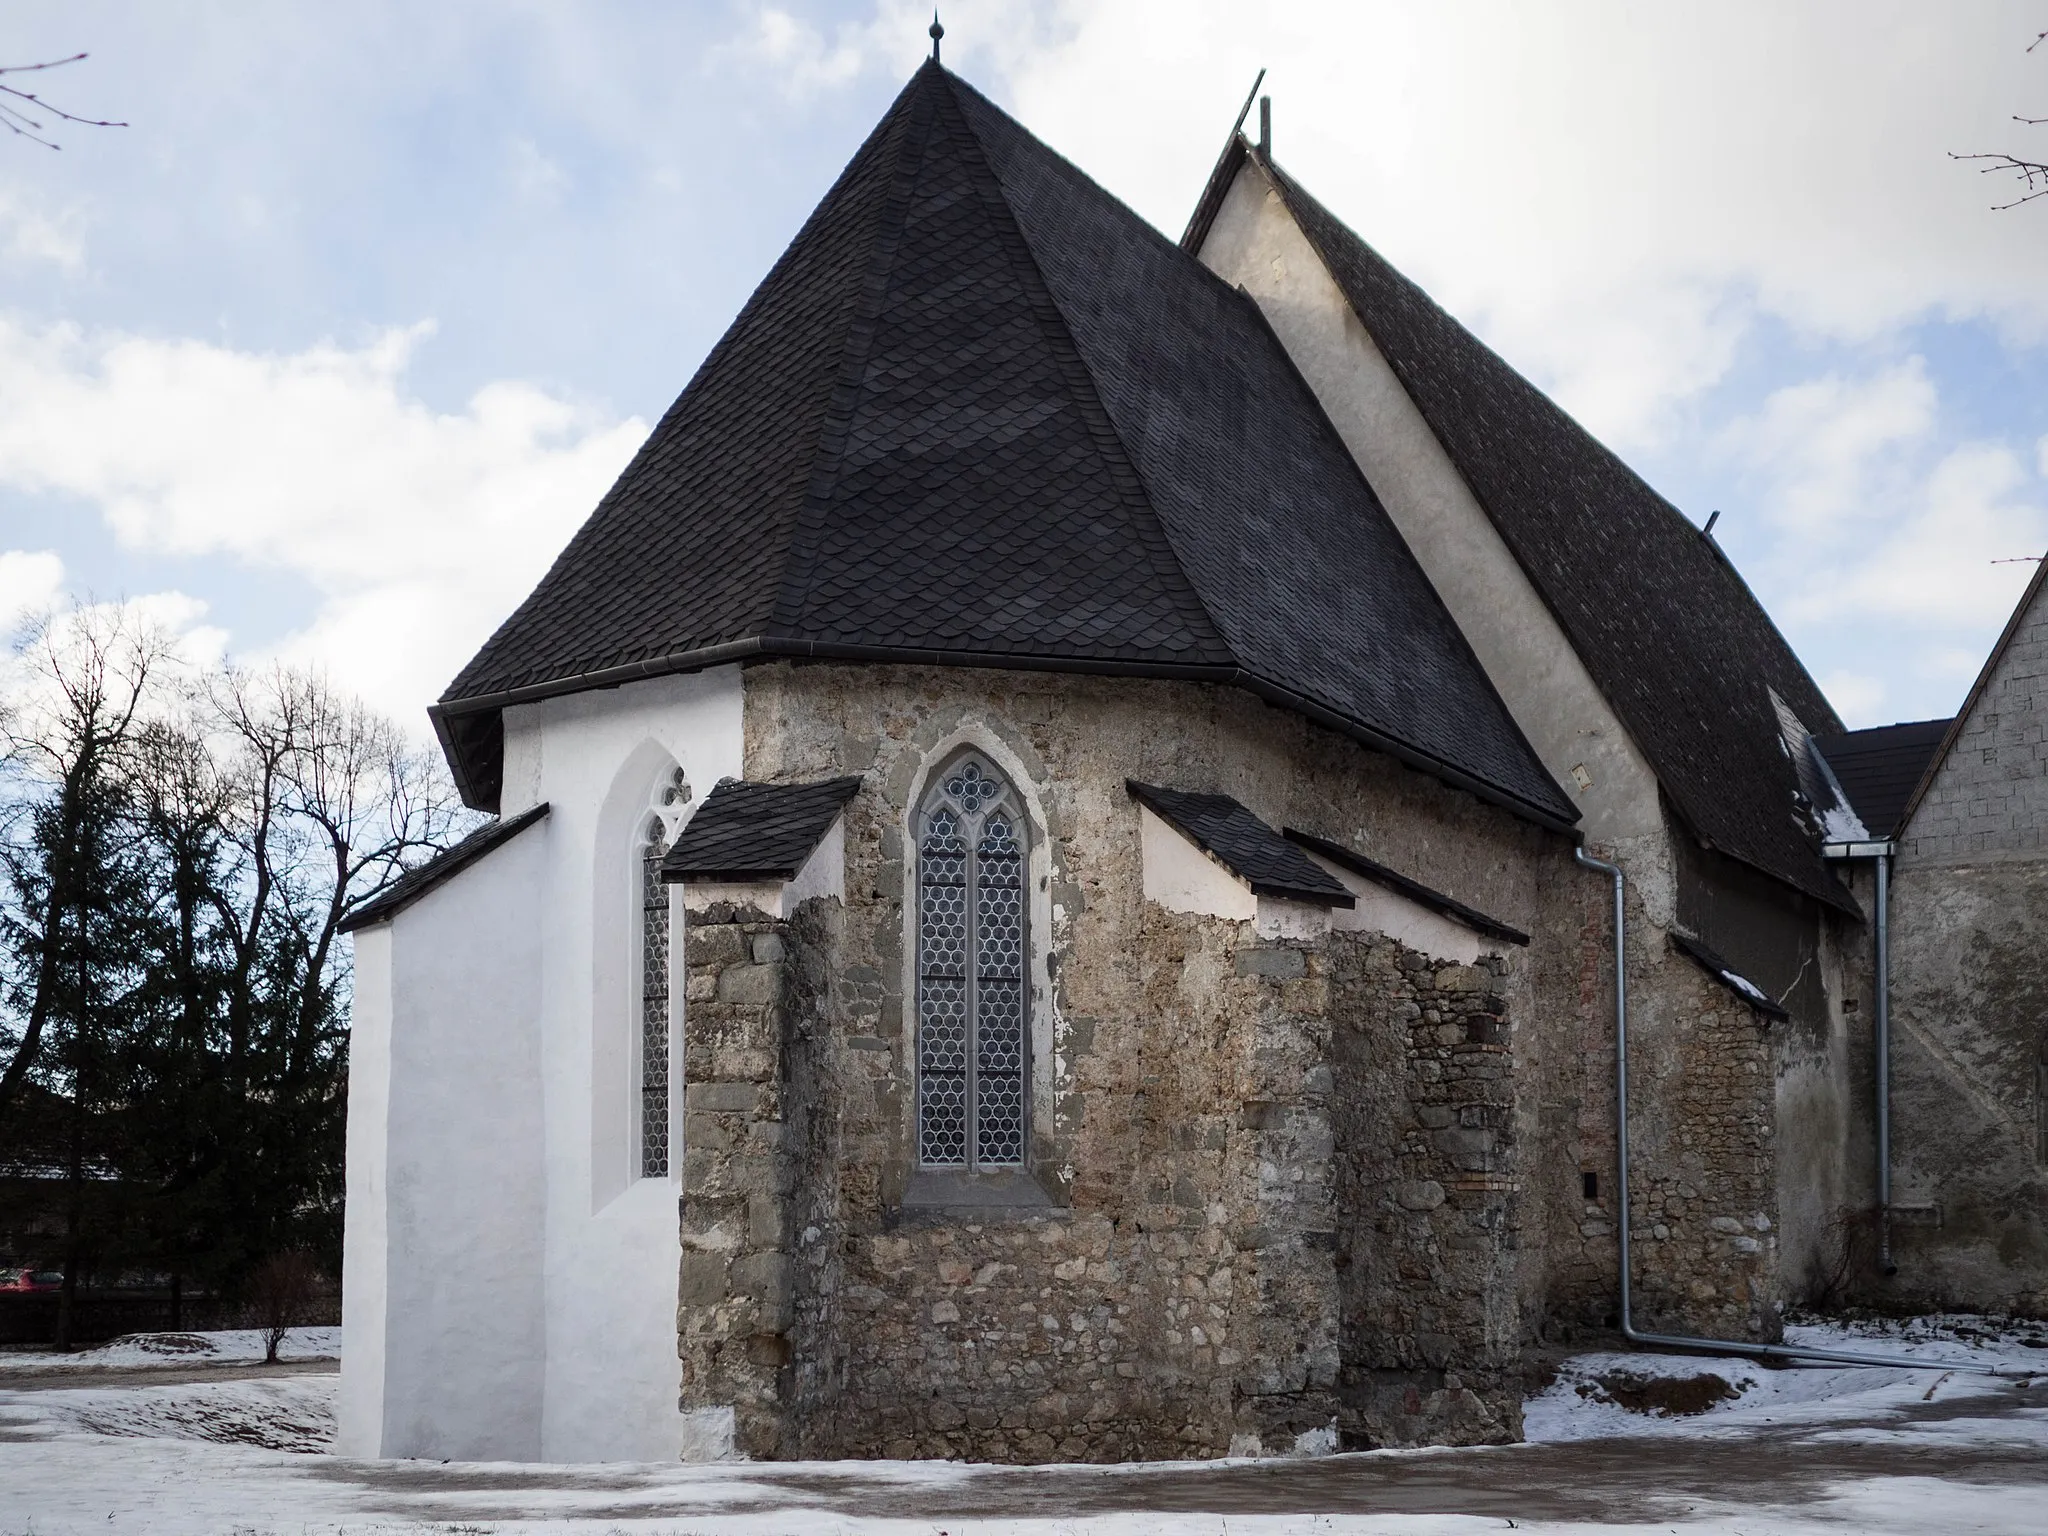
[1254,156,1852,909]
[768,65,943,636]
[936,69,1230,663]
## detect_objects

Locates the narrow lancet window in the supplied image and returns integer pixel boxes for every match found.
[641,813,672,1178]
[917,757,1027,1169]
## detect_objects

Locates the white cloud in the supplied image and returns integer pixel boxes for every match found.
[0,318,648,724]
[1819,669,1887,726]
[0,188,83,270]
[709,3,916,96]
[0,550,65,632]
[946,1,2048,445]
[1787,441,2046,627]
[1721,361,1939,540]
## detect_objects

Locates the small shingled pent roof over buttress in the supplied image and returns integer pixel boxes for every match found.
[1184,138,1852,912]
[432,61,1573,835]
[1127,781,1353,907]
[663,778,862,884]
[338,804,550,933]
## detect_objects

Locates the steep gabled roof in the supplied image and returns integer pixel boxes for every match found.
[662,777,862,883]
[1811,718,1953,841]
[1127,781,1354,906]
[433,64,1573,833]
[1185,137,1851,911]
[1896,552,2048,834]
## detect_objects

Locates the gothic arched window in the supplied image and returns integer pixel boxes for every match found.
[916,757,1028,1169]
[640,811,674,1178]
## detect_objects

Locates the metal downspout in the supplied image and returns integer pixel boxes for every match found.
[1875,850,1895,1275]
[1572,844,2004,1375]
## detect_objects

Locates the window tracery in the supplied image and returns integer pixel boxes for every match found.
[640,766,691,1180]
[917,757,1028,1168]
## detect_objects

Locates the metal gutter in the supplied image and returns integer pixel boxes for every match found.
[1575,843,2008,1376]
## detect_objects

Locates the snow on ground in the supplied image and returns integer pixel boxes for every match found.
[18,1374,337,1452]
[0,1326,339,1372]
[1525,1312,2046,1443]
[0,1314,2044,1533]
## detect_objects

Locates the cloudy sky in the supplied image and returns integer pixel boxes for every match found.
[2,0,2045,734]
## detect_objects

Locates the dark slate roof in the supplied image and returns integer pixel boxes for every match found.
[1811,718,1953,841]
[338,804,549,934]
[1669,932,1790,1022]
[1185,138,1852,913]
[1127,780,1354,907]
[661,777,861,883]
[1281,827,1529,945]
[433,62,1573,835]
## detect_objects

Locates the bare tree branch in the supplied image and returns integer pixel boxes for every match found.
[1950,150,2048,208]
[1954,31,2048,208]
[0,53,126,150]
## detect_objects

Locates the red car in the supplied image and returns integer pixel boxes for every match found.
[0,1268,64,1292]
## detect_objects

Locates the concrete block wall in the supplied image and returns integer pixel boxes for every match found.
[1907,595,2048,863]
[1886,579,2048,1314]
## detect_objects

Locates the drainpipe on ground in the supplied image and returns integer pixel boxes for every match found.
[1574,843,2005,1375]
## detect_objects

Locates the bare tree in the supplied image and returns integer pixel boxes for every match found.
[246,1249,321,1364]
[1953,30,2048,208]
[0,54,125,151]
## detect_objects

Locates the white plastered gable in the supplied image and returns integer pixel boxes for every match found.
[1136,802,1332,942]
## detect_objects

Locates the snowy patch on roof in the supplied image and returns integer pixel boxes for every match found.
[1670,931,1791,1020]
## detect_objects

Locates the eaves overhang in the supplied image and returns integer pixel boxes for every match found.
[432,637,1583,840]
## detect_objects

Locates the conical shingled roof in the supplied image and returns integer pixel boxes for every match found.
[1186,139,1853,910]
[433,63,1573,832]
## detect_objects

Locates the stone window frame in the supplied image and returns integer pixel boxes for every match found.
[913,751,1031,1170]
[635,765,692,1183]
[899,729,1057,1190]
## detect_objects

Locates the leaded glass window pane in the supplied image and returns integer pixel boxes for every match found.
[641,815,671,1178]
[916,760,1028,1170]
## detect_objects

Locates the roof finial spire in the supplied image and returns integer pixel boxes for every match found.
[929,10,944,63]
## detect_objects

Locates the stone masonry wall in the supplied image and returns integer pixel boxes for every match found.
[1625,943,1781,1340]
[1329,937,1522,1447]
[737,663,1576,1459]
[676,898,844,1458]
[669,661,1815,1458]
[817,907,1343,1461]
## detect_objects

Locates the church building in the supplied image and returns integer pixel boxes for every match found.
[339,54,1901,1464]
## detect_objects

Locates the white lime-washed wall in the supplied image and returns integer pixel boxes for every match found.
[503,665,744,1460]
[337,924,391,1455]
[344,665,745,1462]
[338,814,548,1459]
